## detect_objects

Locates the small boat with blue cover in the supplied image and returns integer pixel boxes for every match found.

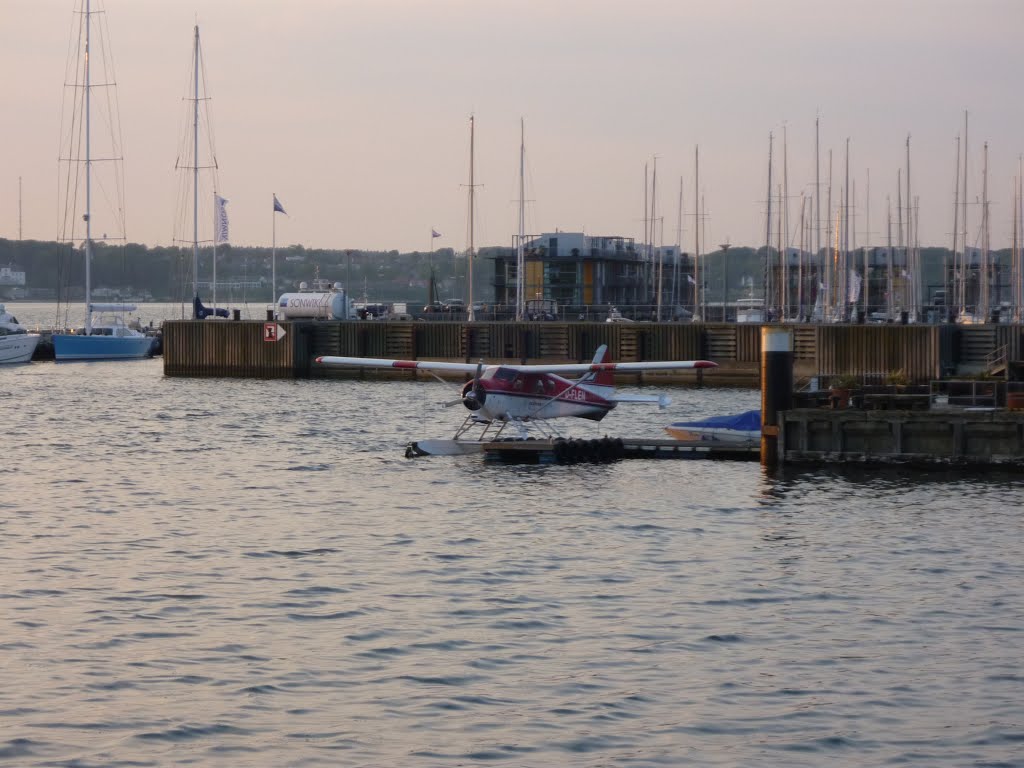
[665,409,761,446]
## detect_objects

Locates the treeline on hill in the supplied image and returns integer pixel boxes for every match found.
[0,237,1006,304]
[0,238,502,303]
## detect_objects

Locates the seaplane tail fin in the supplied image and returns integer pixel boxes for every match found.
[585,345,616,387]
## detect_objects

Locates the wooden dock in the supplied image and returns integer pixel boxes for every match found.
[481,437,759,464]
[162,318,1024,385]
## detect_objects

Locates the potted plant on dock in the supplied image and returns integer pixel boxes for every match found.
[829,374,860,409]
[885,368,910,390]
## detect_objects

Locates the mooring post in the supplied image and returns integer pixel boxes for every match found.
[761,326,794,467]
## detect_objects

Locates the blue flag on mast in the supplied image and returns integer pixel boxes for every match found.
[273,194,286,215]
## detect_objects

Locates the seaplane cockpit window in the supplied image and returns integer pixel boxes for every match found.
[490,367,517,382]
[532,378,546,394]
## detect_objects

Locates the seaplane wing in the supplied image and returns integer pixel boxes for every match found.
[315,355,484,374]
[502,360,717,375]
[315,356,718,375]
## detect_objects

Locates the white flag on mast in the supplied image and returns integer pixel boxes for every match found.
[215,195,230,244]
[847,269,862,303]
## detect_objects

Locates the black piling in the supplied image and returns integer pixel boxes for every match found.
[760,326,794,467]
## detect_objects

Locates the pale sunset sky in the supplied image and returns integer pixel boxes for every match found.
[2,0,1023,254]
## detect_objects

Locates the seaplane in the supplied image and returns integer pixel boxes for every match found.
[315,345,718,456]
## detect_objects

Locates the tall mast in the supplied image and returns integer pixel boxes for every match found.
[467,114,475,321]
[192,25,200,309]
[951,135,960,321]
[797,193,805,318]
[777,183,784,317]
[674,175,683,307]
[643,162,648,307]
[843,138,850,319]
[981,141,989,321]
[825,150,832,319]
[84,0,93,333]
[1017,157,1023,322]
[863,169,870,318]
[516,117,525,321]
[906,133,914,318]
[694,145,700,319]
[782,125,789,320]
[897,168,903,316]
[653,156,662,321]
[763,133,773,316]
[886,196,894,318]
[962,111,969,315]
[815,116,821,263]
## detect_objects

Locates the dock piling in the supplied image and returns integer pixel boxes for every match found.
[761,326,794,467]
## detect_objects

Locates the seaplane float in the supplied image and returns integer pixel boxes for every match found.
[315,345,718,457]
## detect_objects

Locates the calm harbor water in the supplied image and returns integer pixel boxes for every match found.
[2,309,1023,766]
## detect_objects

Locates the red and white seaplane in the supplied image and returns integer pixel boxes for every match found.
[316,345,717,456]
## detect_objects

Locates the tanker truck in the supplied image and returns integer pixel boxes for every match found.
[276,282,354,320]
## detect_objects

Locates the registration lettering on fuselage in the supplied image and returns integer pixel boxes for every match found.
[561,387,589,402]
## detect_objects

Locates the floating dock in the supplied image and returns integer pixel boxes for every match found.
[481,437,759,464]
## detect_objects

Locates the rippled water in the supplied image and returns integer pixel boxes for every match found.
[2,353,1023,766]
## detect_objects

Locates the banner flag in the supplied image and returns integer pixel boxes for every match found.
[215,195,229,244]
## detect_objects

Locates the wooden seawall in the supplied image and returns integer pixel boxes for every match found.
[162,319,1024,383]
[781,408,1024,466]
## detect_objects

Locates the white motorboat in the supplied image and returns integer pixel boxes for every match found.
[0,304,41,364]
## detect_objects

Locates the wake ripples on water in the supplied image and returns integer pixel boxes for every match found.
[1,360,1022,766]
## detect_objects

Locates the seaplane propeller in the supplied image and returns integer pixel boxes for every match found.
[462,361,487,410]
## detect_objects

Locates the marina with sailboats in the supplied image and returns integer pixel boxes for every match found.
[5,1,1024,766]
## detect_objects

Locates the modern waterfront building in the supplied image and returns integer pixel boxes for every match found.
[488,232,695,317]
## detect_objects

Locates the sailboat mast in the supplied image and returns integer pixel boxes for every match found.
[763,133,772,317]
[951,135,960,321]
[192,25,200,309]
[815,116,821,266]
[516,118,525,321]
[782,125,789,320]
[887,196,894,318]
[694,146,700,319]
[906,134,914,318]
[467,115,475,322]
[825,150,832,319]
[84,0,93,334]
[981,141,989,320]
[843,138,850,319]
[674,175,683,308]
[643,162,649,307]
[653,156,662,321]
[897,168,903,315]
[962,111,969,315]
[1017,157,1023,322]
[863,169,870,319]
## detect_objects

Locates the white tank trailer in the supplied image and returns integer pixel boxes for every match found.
[277,282,353,320]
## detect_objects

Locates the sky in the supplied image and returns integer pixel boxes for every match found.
[2,0,1024,256]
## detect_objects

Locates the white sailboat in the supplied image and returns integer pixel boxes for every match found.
[52,0,153,361]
